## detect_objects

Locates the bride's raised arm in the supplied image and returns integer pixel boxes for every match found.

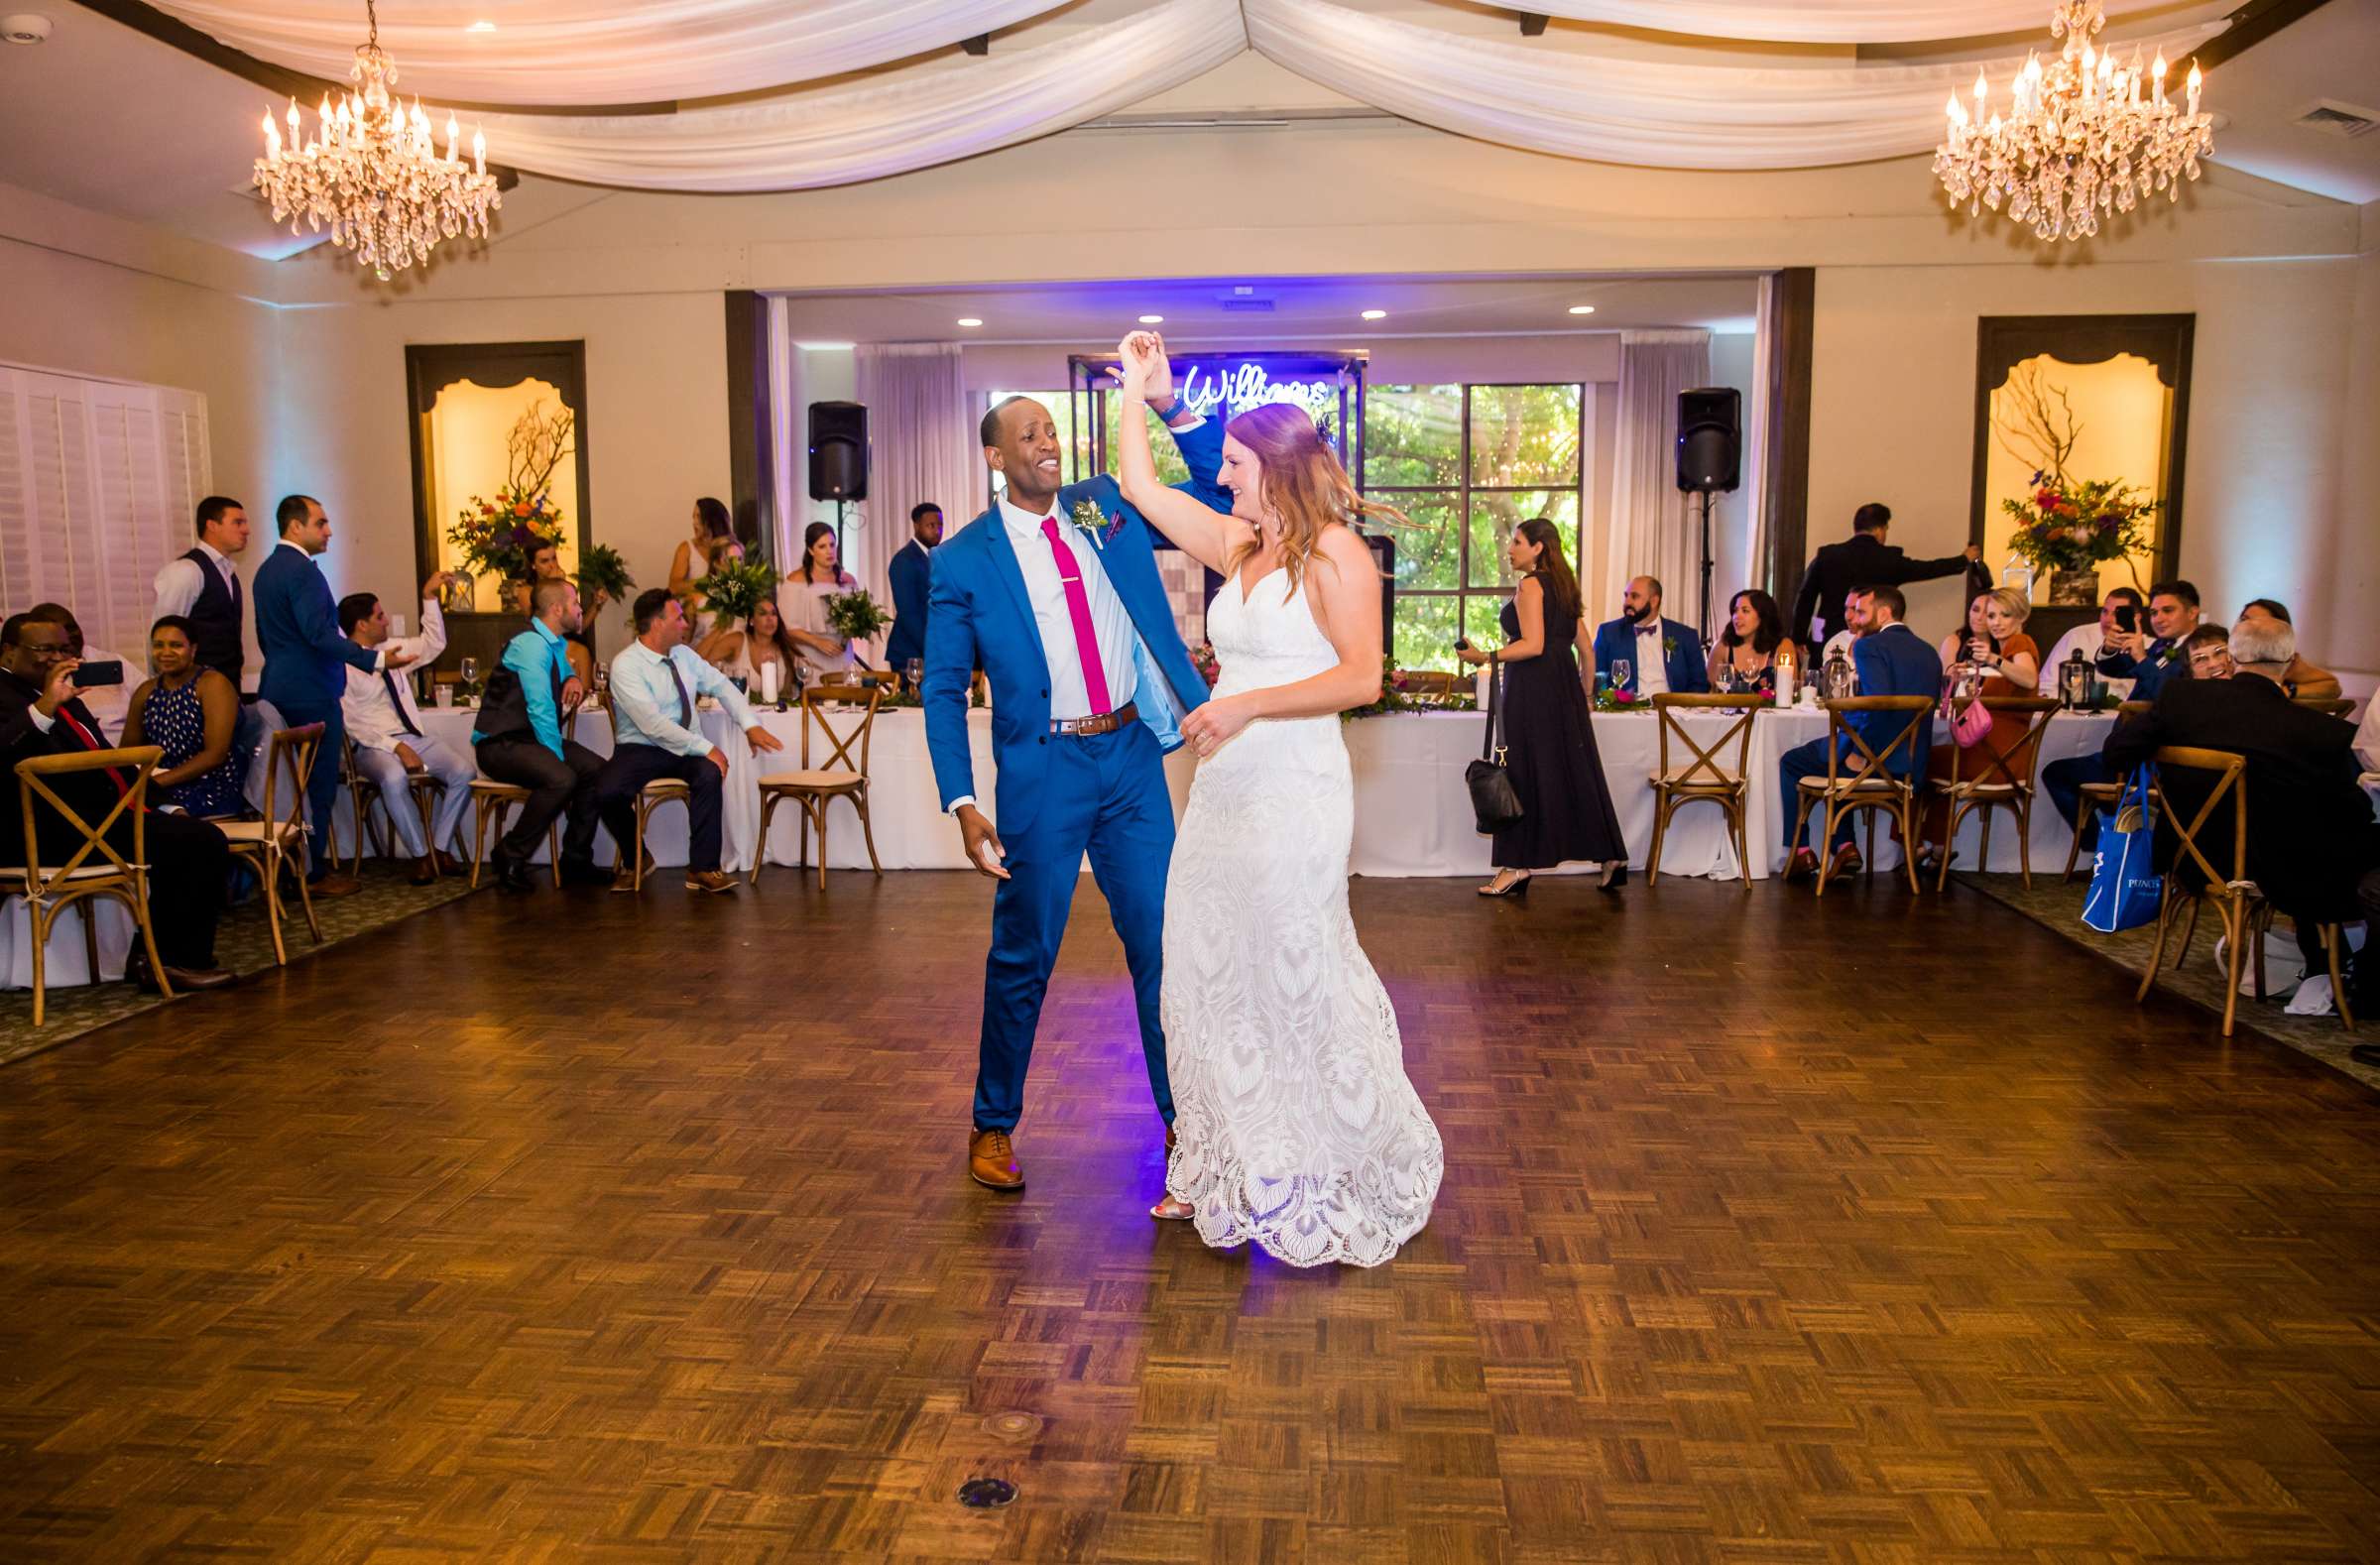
[1115,332,1241,575]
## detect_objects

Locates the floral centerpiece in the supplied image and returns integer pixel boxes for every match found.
[1992,365,2159,606]
[825,589,890,649]
[444,402,575,608]
[1594,684,1651,713]
[693,555,778,627]
[1343,658,1476,721]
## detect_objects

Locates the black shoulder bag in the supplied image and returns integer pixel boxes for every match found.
[1465,660,1524,834]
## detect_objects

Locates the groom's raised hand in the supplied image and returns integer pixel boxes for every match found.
[956,803,1011,881]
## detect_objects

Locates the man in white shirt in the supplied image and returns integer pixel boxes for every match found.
[2037,586,2143,699]
[338,577,473,884]
[1817,586,1876,692]
[154,496,252,690]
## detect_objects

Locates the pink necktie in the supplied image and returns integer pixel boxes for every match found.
[1039,515,1113,716]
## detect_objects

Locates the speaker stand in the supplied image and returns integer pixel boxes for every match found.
[1695,489,1718,654]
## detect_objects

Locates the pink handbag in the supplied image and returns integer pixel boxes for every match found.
[1939,677,1992,748]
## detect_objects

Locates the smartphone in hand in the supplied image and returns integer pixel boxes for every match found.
[69,660,124,688]
[1454,637,1473,653]
[2113,605,2139,634]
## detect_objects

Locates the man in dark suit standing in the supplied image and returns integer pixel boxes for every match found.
[253,495,416,895]
[1780,583,1942,881]
[2103,615,2378,1015]
[1,613,234,990]
[1790,503,1979,649]
[1588,575,1708,697]
[885,502,943,676]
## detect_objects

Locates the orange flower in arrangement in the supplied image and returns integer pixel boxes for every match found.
[513,502,531,518]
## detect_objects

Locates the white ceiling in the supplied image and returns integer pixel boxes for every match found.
[774,274,1764,344]
[0,0,2373,266]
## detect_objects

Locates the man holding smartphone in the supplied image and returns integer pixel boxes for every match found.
[2044,579,2204,847]
[2036,586,2145,699]
[24,604,134,737]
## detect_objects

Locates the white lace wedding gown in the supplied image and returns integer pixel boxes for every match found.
[1160,563,1444,1267]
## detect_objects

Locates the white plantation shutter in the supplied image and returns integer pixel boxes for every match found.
[0,363,212,658]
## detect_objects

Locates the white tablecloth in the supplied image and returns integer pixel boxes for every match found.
[333,701,2119,884]
[1,898,135,991]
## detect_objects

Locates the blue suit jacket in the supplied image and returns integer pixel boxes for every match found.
[2099,635,2186,701]
[1844,623,1942,775]
[885,540,932,669]
[922,417,1228,839]
[1590,616,1708,695]
[253,542,376,712]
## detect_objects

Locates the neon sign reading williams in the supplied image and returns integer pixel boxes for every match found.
[1177,362,1341,423]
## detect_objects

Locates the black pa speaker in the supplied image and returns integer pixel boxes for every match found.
[1676,387,1740,494]
[808,401,869,501]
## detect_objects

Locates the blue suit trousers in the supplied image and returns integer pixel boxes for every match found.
[271,695,347,876]
[974,722,1176,1135]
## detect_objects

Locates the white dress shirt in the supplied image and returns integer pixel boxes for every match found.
[153,539,241,621]
[999,493,1138,721]
[342,598,446,752]
[1630,615,1671,696]
[2039,621,2122,696]
[2354,696,2379,776]
[74,643,137,737]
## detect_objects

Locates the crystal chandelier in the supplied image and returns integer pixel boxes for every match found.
[1934,0,2214,244]
[254,0,501,281]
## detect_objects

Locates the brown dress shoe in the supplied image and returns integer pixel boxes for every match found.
[969,1128,1024,1190]
[408,855,436,887]
[684,870,739,895]
[611,865,640,895]
[434,850,468,879]
[308,872,363,898]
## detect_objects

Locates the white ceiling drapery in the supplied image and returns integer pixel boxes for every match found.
[468,0,1247,191]
[1245,0,2225,172]
[1510,0,2187,46]
[148,0,1071,105]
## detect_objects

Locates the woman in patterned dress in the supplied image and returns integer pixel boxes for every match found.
[122,616,246,818]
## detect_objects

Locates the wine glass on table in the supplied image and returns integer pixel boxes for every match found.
[458,655,479,706]
[905,658,924,695]
[1715,661,1737,695]
[1610,659,1632,703]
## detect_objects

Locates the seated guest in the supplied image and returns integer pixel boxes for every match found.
[1816,586,1874,691]
[2183,624,2235,681]
[2104,614,2379,1017]
[340,577,475,886]
[1589,575,1707,697]
[1,613,233,990]
[783,523,864,677]
[885,502,943,675]
[24,603,134,736]
[523,541,599,688]
[1914,588,2040,872]
[2046,577,2205,843]
[1707,588,1799,693]
[1790,501,1980,649]
[696,593,802,697]
[2237,599,2342,700]
[471,579,605,894]
[1781,584,1941,881]
[2038,586,2144,698]
[121,617,244,818]
[596,589,784,896]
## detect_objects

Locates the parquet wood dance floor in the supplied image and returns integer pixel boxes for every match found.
[2,871,2378,1563]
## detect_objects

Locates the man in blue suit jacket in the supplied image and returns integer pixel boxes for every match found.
[1589,575,1708,697]
[924,371,1227,1195]
[884,502,942,673]
[254,495,410,891]
[1779,582,1941,880]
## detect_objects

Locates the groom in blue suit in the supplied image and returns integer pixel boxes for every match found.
[923,369,1227,1193]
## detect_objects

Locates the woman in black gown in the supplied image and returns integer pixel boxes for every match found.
[1458,518,1628,897]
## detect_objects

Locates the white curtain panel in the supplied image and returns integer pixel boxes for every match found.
[1245,0,2224,170]
[150,0,1070,106]
[1741,274,1777,599]
[1512,0,2188,45]
[475,0,1246,191]
[853,345,977,637]
[1605,331,1711,642]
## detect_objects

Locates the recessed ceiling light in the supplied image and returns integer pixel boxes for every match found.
[1361,308,1387,320]
[1568,304,1597,315]
[956,317,983,327]
[1138,314,1164,324]
[465,19,496,31]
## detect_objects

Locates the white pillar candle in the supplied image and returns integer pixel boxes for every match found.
[760,660,780,705]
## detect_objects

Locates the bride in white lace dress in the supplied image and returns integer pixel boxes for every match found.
[1114,332,1443,1268]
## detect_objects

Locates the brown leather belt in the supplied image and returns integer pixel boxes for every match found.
[1050,702,1137,738]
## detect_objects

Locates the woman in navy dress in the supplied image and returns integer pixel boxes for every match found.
[123,616,246,818]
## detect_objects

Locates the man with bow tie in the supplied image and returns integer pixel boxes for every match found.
[1589,576,1709,698]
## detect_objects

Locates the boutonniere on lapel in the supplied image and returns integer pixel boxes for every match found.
[1068,497,1123,552]
[1662,635,1678,658]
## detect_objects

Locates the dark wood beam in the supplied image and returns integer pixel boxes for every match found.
[1762,268,1817,612]
[961,34,991,57]
[2197,0,2335,69]
[723,292,777,565]
[1518,13,1551,37]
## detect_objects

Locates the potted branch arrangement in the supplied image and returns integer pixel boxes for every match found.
[444,402,575,613]
[1992,365,2159,607]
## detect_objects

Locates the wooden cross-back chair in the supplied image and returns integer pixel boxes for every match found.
[1931,694,2060,890]
[215,724,326,966]
[1645,693,1765,887]
[2135,746,2358,1038]
[466,691,583,889]
[6,747,171,1026]
[1791,695,1933,896]
[339,734,440,873]
[755,684,883,890]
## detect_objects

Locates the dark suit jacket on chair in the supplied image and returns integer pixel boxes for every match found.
[1589,617,1708,696]
[885,540,932,670]
[253,541,376,712]
[2101,674,2378,918]
[1791,533,1971,647]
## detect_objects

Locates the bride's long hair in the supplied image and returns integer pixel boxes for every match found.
[1225,403,1408,597]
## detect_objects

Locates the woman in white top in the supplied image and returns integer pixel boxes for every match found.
[698,592,810,696]
[782,522,862,676]
[669,496,738,642]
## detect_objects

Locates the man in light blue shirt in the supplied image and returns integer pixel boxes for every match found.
[595,587,784,894]
[472,578,608,892]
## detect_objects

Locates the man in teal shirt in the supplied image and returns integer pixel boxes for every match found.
[472,578,606,893]
[595,588,785,894]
